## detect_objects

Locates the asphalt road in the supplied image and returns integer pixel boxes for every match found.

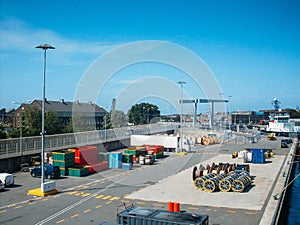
[0,135,289,225]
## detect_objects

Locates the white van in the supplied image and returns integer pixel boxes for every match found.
[0,180,4,191]
[0,173,14,187]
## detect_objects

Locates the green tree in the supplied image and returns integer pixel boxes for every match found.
[62,122,73,133]
[0,123,7,139]
[7,128,20,138]
[128,103,160,125]
[111,110,127,128]
[24,106,41,136]
[285,108,300,118]
[22,106,64,136]
[103,112,112,129]
[45,111,63,135]
[102,110,126,129]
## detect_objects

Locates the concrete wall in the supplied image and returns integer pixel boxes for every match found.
[0,154,39,173]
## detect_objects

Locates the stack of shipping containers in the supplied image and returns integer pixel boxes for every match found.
[124,146,147,163]
[69,146,109,175]
[52,150,75,176]
[51,144,165,176]
[145,145,164,159]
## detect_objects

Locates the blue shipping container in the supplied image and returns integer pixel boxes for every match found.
[109,153,122,169]
[252,148,265,164]
[122,163,132,170]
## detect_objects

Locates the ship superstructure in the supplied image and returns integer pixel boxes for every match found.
[266,113,296,133]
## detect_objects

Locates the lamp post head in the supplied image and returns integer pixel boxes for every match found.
[12,100,32,105]
[36,44,55,50]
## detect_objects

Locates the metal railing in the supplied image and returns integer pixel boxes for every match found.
[0,123,178,158]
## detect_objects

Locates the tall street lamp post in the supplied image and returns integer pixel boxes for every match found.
[147,107,154,124]
[228,95,232,114]
[102,106,109,143]
[178,81,186,153]
[36,44,55,186]
[143,106,154,124]
[228,95,232,127]
[219,93,224,129]
[104,112,108,143]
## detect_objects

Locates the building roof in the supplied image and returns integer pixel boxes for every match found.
[31,99,107,113]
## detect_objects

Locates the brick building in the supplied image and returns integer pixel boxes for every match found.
[13,99,107,130]
[0,108,15,125]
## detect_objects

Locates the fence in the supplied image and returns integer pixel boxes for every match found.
[0,124,178,158]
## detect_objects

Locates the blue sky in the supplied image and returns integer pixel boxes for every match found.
[0,0,299,114]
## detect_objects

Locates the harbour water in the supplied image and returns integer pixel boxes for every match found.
[278,158,300,225]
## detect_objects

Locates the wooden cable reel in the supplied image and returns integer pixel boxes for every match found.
[231,172,251,192]
[194,173,217,190]
[203,173,227,192]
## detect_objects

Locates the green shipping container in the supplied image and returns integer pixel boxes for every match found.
[153,152,164,159]
[60,167,69,176]
[52,150,75,161]
[69,167,89,177]
[122,154,133,164]
[53,159,75,168]
[124,148,147,156]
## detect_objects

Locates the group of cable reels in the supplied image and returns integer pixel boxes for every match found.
[192,162,252,193]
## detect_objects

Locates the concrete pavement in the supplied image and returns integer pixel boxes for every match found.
[125,153,285,210]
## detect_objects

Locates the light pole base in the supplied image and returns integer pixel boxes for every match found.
[28,187,58,197]
[175,152,187,156]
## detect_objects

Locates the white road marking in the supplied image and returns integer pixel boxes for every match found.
[34,177,127,225]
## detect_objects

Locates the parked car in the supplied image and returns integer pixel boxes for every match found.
[30,164,60,179]
[20,163,30,172]
[281,140,289,148]
[0,180,5,191]
[0,173,15,187]
[283,139,293,144]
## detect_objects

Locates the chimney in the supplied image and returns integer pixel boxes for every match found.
[60,99,65,104]
[88,101,93,105]
[75,100,79,104]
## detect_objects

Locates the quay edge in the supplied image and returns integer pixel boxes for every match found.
[259,139,299,225]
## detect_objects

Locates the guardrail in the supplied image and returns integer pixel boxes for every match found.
[0,124,178,158]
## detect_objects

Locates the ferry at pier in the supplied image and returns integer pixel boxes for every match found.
[266,113,300,134]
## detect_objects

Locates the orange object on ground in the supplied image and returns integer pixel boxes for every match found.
[174,202,180,212]
[168,202,174,212]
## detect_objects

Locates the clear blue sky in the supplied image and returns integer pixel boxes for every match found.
[1,0,299,114]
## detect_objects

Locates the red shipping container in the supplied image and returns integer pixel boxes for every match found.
[75,156,98,165]
[72,146,99,164]
[80,161,108,174]
[89,162,109,173]
[145,145,164,154]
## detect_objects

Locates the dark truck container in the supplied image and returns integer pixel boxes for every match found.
[117,206,209,225]
[30,164,60,179]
